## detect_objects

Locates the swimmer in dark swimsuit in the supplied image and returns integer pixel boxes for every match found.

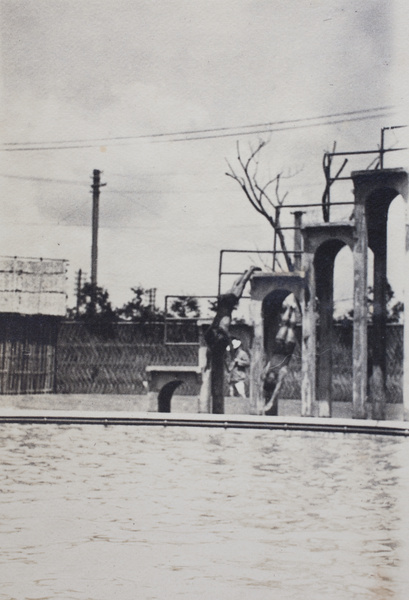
[205,265,261,353]
[204,265,261,413]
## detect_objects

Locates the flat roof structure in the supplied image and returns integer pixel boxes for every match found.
[0,256,68,316]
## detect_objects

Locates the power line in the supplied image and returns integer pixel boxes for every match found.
[2,143,107,152]
[3,105,391,145]
[0,173,224,196]
[0,173,89,186]
[166,113,396,144]
[0,221,263,230]
[1,106,394,151]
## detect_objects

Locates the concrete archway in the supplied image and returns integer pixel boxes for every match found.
[314,238,348,416]
[249,271,304,414]
[260,289,301,415]
[352,169,408,419]
[301,223,355,416]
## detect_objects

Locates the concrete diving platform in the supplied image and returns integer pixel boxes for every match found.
[145,365,203,412]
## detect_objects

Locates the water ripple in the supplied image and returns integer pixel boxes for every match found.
[0,424,409,599]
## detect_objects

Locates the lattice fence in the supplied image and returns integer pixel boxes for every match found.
[280,324,403,402]
[56,322,199,394]
[55,321,403,401]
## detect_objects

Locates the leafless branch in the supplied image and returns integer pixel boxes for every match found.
[226,139,298,271]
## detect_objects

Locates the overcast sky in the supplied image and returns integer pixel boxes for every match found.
[1,0,408,312]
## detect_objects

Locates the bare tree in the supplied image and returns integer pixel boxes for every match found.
[226,139,297,272]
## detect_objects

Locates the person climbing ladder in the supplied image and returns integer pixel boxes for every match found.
[262,295,299,416]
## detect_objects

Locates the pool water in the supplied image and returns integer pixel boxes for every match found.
[1,423,409,599]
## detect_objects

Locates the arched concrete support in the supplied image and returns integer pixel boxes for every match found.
[405,214,409,420]
[302,223,355,417]
[249,297,264,415]
[352,169,409,420]
[315,240,347,416]
[249,272,304,415]
[301,247,316,417]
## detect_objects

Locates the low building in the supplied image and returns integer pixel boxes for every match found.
[0,257,68,394]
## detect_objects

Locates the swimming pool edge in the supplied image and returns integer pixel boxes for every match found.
[0,409,408,436]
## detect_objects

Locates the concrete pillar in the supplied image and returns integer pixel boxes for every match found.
[293,211,304,271]
[370,231,387,420]
[210,348,225,414]
[148,390,158,412]
[404,218,409,420]
[198,346,211,413]
[249,298,264,415]
[316,261,335,418]
[301,250,316,416]
[352,187,368,419]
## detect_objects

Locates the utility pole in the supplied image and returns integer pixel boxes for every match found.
[90,170,106,300]
[76,268,82,317]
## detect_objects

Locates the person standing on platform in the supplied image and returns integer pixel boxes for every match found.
[227,338,250,398]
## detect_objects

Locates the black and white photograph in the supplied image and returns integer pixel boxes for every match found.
[1,1,409,598]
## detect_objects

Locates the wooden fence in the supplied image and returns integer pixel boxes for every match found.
[0,315,59,394]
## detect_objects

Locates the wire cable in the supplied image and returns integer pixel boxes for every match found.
[1,106,394,151]
[166,113,395,144]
